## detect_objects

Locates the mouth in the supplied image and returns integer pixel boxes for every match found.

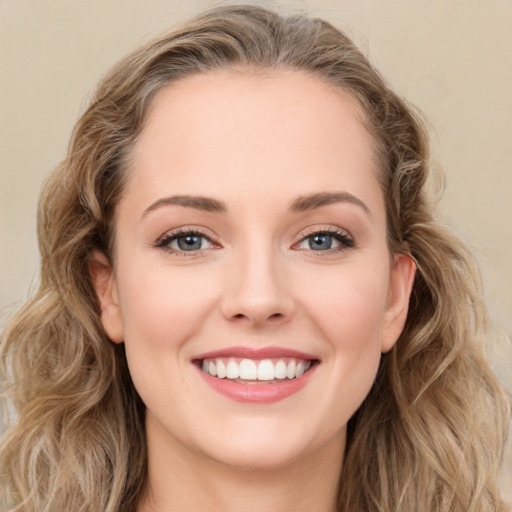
[195,357,317,384]
[192,346,319,402]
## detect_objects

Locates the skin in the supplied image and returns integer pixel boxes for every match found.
[90,69,415,512]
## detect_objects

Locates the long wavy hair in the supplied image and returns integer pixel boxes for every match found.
[1,4,510,511]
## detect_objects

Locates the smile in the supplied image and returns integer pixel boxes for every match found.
[193,347,319,403]
[200,357,312,382]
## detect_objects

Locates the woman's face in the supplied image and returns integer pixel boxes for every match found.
[92,69,415,470]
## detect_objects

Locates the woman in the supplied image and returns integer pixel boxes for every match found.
[0,4,509,511]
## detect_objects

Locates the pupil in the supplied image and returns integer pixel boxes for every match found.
[311,234,332,250]
[178,235,201,251]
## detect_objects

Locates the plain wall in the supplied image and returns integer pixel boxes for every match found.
[1,0,511,500]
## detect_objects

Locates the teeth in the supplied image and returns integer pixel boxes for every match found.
[226,360,239,379]
[201,357,314,381]
[274,360,287,379]
[239,359,257,380]
[257,359,274,380]
[216,359,226,379]
[286,360,296,379]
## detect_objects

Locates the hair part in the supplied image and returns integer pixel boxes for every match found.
[1,4,510,511]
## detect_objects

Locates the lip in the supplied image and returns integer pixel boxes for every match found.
[192,346,319,404]
[195,363,317,403]
[193,345,318,361]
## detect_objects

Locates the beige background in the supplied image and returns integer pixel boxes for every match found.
[1,0,511,499]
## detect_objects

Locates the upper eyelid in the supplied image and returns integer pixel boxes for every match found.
[293,226,355,252]
[154,225,354,249]
[156,226,218,245]
[155,229,220,257]
[297,225,353,240]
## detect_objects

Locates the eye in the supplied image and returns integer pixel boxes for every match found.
[156,229,218,253]
[295,229,354,252]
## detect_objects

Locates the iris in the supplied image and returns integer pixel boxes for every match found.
[308,234,333,251]
[177,234,203,251]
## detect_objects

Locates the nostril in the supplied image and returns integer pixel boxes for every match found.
[229,312,285,324]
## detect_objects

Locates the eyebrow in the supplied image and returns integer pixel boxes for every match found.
[289,192,371,216]
[142,191,370,217]
[142,195,227,216]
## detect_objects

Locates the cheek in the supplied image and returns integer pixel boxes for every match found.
[280,261,390,436]
[114,260,222,360]
[115,264,219,405]
[297,260,389,400]
[297,261,390,351]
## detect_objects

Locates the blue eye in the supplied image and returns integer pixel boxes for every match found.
[296,230,354,252]
[156,230,215,253]
[174,234,206,251]
[308,234,334,251]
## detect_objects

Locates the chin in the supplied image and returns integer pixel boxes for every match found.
[195,419,340,472]
[207,442,307,471]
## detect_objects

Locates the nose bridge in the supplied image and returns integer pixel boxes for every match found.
[221,232,294,327]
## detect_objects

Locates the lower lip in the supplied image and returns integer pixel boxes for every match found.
[195,363,317,403]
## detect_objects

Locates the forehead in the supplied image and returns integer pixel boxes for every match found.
[124,69,382,215]
[138,68,373,152]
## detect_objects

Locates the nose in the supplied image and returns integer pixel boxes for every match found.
[220,243,295,329]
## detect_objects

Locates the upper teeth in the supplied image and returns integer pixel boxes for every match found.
[201,358,312,381]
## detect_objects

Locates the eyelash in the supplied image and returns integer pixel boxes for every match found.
[155,227,354,256]
[293,227,355,255]
[155,228,219,256]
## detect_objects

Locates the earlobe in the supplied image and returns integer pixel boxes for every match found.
[381,253,416,353]
[89,250,124,344]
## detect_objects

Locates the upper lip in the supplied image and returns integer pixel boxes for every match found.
[193,346,319,361]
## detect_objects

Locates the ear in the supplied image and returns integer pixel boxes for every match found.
[89,250,124,344]
[381,253,416,353]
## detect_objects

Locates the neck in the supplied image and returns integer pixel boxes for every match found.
[138,417,345,512]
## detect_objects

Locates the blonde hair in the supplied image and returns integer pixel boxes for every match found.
[1,4,510,511]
